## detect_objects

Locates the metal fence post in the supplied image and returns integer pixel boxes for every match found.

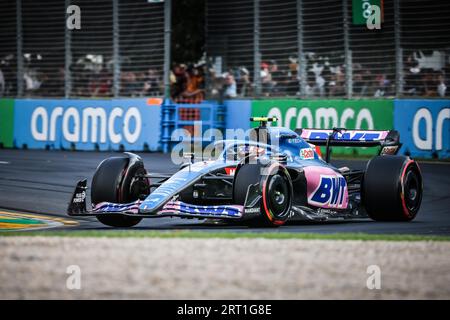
[112,0,120,97]
[394,0,403,97]
[343,0,352,99]
[163,0,171,99]
[160,0,174,153]
[65,0,72,98]
[16,0,23,97]
[297,0,306,97]
[253,0,261,97]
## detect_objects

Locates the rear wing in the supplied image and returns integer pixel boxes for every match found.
[295,128,401,162]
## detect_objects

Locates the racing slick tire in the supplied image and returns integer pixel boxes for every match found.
[362,155,422,221]
[233,161,293,227]
[91,156,147,228]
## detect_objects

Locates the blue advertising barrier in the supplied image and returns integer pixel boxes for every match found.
[224,100,251,131]
[5,98,449,158]
[394,100,449,159]
[13,98,161,151]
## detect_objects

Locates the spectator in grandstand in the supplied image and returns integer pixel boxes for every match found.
[321,60,333,96]
[261,62,275,97]
[120,71,137,97]
[422,69,438,97]
[309,61,326,97]
[70,62,89,96]
[223,72,237,98]
[89,68,112,97]
[206,67,225,101]
[305,71,317,97]
[437,71,447,97]
[0,54,16,96]
[353,64,372,97]
[170,63,187,99]
[0,68,4,97]
[404,56,422,96]
[24,68,41,94]
[39,67,65,97]
[141,68,162,96]
[327,66,345,97]
[179,65,205,102]
[236,66,251,97]
[285,68,299,96]
[373,74,392,97]
[269,60,286,96]
[285,56,299,96]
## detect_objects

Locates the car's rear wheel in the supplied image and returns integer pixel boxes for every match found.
[363,155,423,221]
[91,155,148,228]
[233,161,292,227]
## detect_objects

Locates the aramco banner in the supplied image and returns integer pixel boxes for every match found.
[251,99,394,156]
[12,99,161,151]
[394,100,449,159]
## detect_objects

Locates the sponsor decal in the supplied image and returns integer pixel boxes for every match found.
[250,100,394,156]
[73,191,86,203]
[264,106,377,130]
[30,106,141,144]
[224,167,236,176]
[161,201,243,218]
[380,145,398,155]
[300,147,314,160]
[412,107,449,151]
[180,203,240,216]
[12,99,161,151]
[394,100,449,159]
[309,175,347,208]
[303,166,349,209]
[93,200,141,214]
[287,138,302,144]
[244,207,260,214]
[302,129,386,142]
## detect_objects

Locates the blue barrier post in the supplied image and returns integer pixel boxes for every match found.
[214,103,226,133]
[160,98,176,153]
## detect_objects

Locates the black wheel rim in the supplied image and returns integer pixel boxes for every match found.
[404,169,421,212]
[267,174,290,218]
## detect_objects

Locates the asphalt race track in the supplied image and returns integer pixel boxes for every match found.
[0,149,449,235]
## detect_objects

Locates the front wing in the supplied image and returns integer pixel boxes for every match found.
[67,179,256,220]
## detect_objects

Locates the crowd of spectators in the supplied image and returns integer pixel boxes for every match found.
[403,52,448,97]
[1,51,448,99]
[0,54,16,97]
[0,53,164,98]
[210,50,449,99]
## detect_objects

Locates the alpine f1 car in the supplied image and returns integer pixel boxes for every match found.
[68,117,423,227]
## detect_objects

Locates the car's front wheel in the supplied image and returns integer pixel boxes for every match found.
[233,161,292,227]
[91,155,148,228]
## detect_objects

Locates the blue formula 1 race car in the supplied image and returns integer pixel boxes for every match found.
[68,117,423,227]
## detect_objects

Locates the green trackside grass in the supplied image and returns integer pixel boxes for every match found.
[1,230,450,241]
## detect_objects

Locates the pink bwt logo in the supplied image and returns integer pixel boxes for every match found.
[304,166,349,209]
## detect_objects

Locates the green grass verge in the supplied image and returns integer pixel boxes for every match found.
[1,230,450,241]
